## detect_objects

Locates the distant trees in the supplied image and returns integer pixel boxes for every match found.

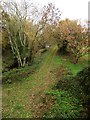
[26,3,61,62]
[1,0,88,67]
[1,0,61,67]
[53,19,89,63]
[68,26,88,63]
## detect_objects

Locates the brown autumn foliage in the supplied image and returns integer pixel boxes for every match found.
[53,19,89,63]
[1,1,61,67]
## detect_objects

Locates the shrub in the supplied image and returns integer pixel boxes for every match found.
[44,90,83,118]
[54,65,90,118]
[2,66,35,84]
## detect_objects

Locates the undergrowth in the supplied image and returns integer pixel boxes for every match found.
[43,66,90,118]
[44,90,83,118]
[2,51,48,84]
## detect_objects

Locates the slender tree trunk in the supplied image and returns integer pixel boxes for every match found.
[75,58,79,64]
[74,55,79,64]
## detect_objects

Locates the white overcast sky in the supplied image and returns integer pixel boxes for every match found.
[2,0,89,21]
[33,0,89,21]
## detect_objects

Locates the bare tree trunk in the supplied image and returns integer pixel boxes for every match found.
[74,55,79,64]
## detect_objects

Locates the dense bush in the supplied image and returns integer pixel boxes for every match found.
[43,66,90,118]
[76,66,90,94]
[2,66,35,84]
[2,50,46,84]
[55,65,90,118]
[44,90,83,118]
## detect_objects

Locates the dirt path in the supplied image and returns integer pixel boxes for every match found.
[28,47,57,117]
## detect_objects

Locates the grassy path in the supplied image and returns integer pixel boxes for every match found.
[2,47,58,118]
[28,46,58,117]
[2,46,89,118]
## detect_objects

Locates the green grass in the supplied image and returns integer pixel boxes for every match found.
[2,47,89,118]
[42,53,89,118]
[44,90,83,118]
[2,48,57,118]
[44,65,90,118]
[53,53,89,75]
